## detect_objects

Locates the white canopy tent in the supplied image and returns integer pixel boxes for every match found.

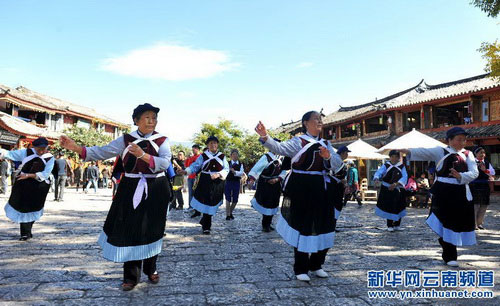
[346,139,388,160]
[376,128,446,161]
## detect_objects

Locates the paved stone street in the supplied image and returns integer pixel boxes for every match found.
[0,188,499,305]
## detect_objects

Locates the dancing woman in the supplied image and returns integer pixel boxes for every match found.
[255,111,343,281]
[60,103,172,290]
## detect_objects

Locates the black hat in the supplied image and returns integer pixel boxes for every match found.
[389,150,400,157]
[473,146,485,155]
[206,136,219,144]
[132,103,160,124]
[337,146,351,154]
[446,127,468,140]
[230,149,239,155]
[32,137,49,148]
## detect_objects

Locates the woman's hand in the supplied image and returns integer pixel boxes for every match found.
[59,135,82,154]
[319,147,331,159]
[16,173,35,181]
[449,168,462,180]
[247,178,255,188]
[268,178,279,185]
[128,143,145,158]
[255,121,268,141]
[211,173,221,180]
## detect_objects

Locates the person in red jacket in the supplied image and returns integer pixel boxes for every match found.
[184,144,201,211]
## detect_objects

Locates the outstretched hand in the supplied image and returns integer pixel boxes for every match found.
[59,135,81,154]
[255,121,267,137]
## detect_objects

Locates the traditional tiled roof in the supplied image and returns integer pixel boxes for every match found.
[0,84,129,128]
[330,134,398,149]
[424,124,500,140]
[276,73,500,134]
[0,112,61,139]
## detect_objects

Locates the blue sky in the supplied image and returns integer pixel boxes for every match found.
[1,0,498,142]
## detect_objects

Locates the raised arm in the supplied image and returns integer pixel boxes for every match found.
[261,136,302,158]
[406,146,444,163]
[1,148,28,162]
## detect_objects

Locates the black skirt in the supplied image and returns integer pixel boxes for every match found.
[426,181,476,246]
[191,172,225,215]
[327,179,344,220]
[375,185,407,221]
[278,172,336,253]
[99,175,171,262]
[5,178,50,223]
[470,182,490,206]
[252,176,282,216]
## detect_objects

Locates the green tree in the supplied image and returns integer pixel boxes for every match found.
[471,0,500,78]
[478,40,500,79]
[191,118,289,168]
[171,143,191,156]
[471,0,500,17]
[51,125,113,159]
[192,119,245,154]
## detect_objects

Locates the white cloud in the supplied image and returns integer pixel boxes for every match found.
[296,62,314,68]
[101,43,239,81]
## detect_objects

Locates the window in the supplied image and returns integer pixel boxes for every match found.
[482,100,489,122]
[365,116,388,134]
[340,123,358,138]
[403,111,421,132]
[434,101,470,127]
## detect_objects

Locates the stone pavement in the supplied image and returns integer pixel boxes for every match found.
[0,188,499,305]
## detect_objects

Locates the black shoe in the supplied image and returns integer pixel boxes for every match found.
[262,226,271,232]
[203,229,211,235]
[176,206,183,210]
[478,225,485,230]
[269,225,275,231]
[190,211,201,218]
[357,202,362,207]
[226,216,231,221]
[19,236,29,241]
[230,214,234,220]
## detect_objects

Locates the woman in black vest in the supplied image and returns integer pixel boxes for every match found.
[373,150,408,231]
[470,146,495,230]
[60,103,172,291]
[248,150,287,232]
[178,136,229,234]
[401,127,478,267]
[225,149,244,220]
[2,137,54,241]
[327,146,350,222]
[255,111,343,282]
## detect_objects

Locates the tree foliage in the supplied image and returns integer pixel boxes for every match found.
[478,40,500,79]
[171,143,192,156]
[471,0,500,17]
[51,125,113,159]
[471,1,500,78]
[192,118,289,168]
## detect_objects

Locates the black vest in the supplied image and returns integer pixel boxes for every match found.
[382,162,405,184]
[226,160,242,181]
